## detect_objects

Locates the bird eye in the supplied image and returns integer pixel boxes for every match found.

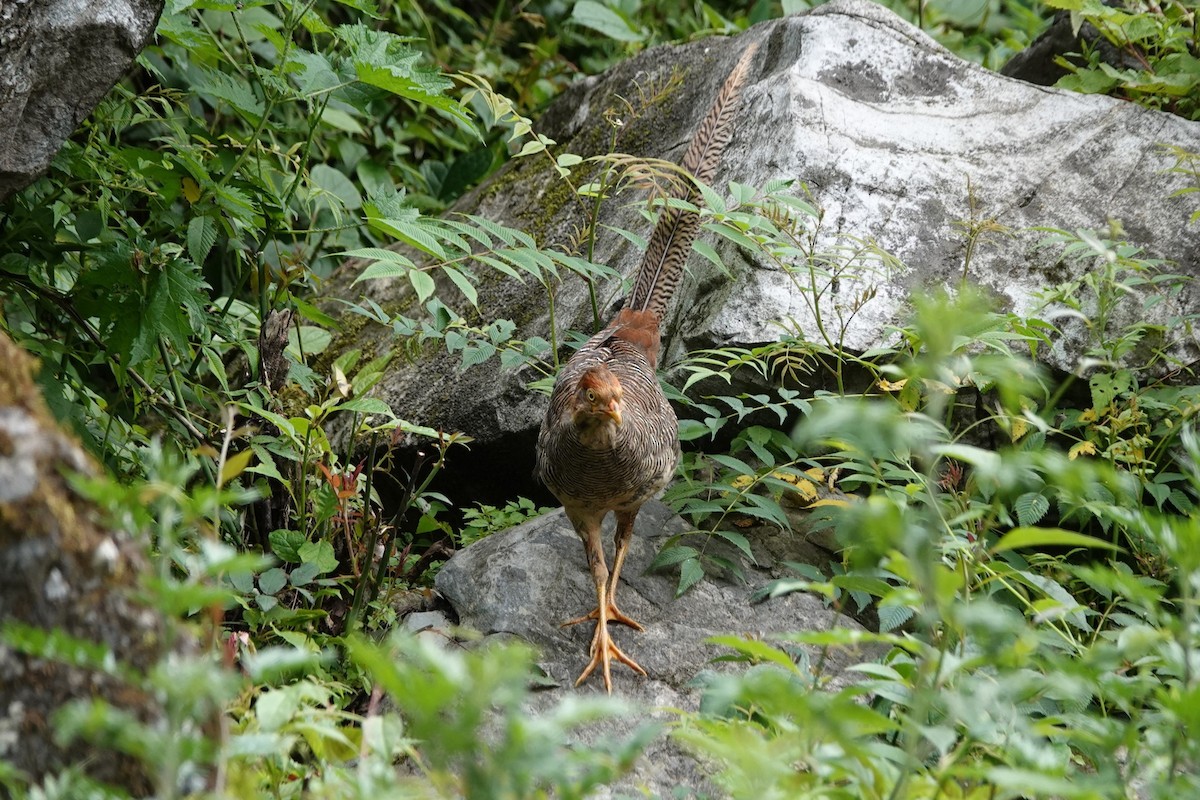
[585,389,596,402]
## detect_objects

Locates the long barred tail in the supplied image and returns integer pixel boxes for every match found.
[624,40,759,323]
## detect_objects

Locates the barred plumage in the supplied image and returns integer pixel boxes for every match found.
[535,41,759,693]
[625,41,759,323]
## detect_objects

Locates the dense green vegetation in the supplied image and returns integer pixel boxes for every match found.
[1,0,1199,797]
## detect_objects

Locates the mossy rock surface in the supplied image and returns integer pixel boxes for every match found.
[323,0,1200,492]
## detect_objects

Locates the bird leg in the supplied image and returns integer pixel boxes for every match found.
[568,518,647,692]
[560,509,644,630]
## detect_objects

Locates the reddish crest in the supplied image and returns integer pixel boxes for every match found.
[578,367,621,394]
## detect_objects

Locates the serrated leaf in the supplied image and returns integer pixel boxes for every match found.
[1014,492,1050,527]
[187,216,219,266]
[461,341,496,369]
[878,603,915,632]
[677,556,705,596]
[409,269,435,302]
[339,24,471,125]
[443,265,478,306]
[269,529,306,563]
[649,544,699,571]
[194,67,264,120]
[353,260,411,283]
[134,258,209,366]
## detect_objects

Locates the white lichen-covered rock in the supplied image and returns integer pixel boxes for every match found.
[332,0,1199,455]
[0,0,163,201]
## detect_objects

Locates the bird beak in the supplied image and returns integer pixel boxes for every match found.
[606,399,622,426]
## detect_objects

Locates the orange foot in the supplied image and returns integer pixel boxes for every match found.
[574,619,647,693]
[560,603,645,632]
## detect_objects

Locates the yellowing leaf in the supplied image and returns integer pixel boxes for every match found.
[1010,417,1029,442]
[787,479,818,504]
[1068,441,1098,460]
[182,177,201,203]
[333,365,352,398]
[730,474,755,490]
[878,378,907,392]
[810,498,851,508]
[219,448,255,487]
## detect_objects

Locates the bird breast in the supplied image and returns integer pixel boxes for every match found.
[536,351,680,511]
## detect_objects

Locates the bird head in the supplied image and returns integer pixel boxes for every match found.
[572,367,623,433]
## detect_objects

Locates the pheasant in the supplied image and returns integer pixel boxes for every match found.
[535,42,758,692]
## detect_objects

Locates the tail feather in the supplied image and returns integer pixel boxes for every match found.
[625,41,759,323]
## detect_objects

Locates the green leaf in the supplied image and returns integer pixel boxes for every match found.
[137,257,209,365]
[259,567,288,596]
[193,66,264,120]
[187,215,219,266]
[1014,492,1050,527]
[443,265,478,307]
[677,556,705,596]
[269,529,307,563]
[298,539,338,575]
[311,164,362,211]
[335,397,394,416]
[711,529,755,563]
[707,635,798,671]
[570,1,646,42]
[288,325,332,357]
[649,544,699,571]
[409,269,436,303]
[992,527,1122,554]
[339,24,471,125]
[677,419,712,442]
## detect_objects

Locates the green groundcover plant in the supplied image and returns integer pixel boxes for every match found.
[2,1,1199,798]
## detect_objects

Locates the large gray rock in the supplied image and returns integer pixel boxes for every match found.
[332,0,1200,456]
[434,500,871,797]
[0,331,174,794]
[0,0,163,201]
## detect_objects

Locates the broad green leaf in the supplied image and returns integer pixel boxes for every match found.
[269,529,306,563]
[570,1,646,42]
[992,527,1122,554]
[298,539,338,575]
[335,397,394,417]
[311,164,362,211]
[259,567,288,596]
[339,25,471,125]
[409,269,436,303]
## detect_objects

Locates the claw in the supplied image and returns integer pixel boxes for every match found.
[573,617,647,692]
[560,602,645,632]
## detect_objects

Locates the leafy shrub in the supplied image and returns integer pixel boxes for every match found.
[5,1,1200,798]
